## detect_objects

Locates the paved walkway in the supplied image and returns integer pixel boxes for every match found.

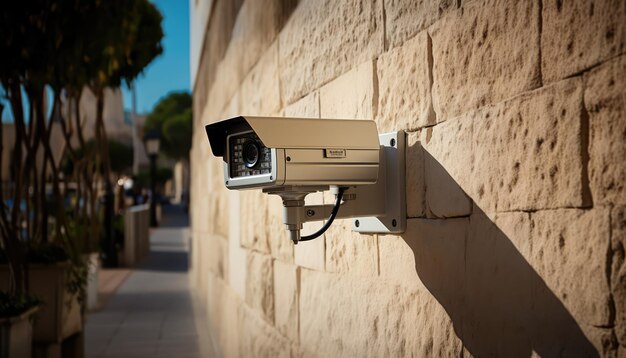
[85,205,215,358]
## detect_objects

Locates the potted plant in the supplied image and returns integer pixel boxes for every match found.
[0,244,84,345]
[0,291,40,358]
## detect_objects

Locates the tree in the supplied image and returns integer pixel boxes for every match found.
[0,0,163,297]
[144,92,192,160]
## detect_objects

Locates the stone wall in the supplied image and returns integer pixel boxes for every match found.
[189,0,626,356]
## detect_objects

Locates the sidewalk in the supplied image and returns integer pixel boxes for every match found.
[85,205,215,358]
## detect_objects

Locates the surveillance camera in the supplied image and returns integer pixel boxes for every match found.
[205,116,406,244]
[205,116,380,190]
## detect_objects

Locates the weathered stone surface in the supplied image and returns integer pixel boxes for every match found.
[612,206,626,347]
[472,78,589,212]
[542,0,626,83]
[266,196,293,263]
[430,0,541,119]
[245,252,274,322]
[295,192,326,271]
[239,305,291,358]
[207,44,243,118]
[207,273,241,358]
[464,210,534,357]
[206,235,228,280]
[228,190,248,299]
[299,269,462,357]
[530,208,611,327]
[584,55,626,206]
[377,234,421,289]
[579,325,620,358]
[405,131,425,218]
[192,0,243,120]
[279,0,383,104]
[319,61,376,120]
[273,261,299,342]
[240,190,270,253]
[284,91,320,118]
[379,218,467,293]
[230,0,295,77]
[384,0,454,49]
[422,118,473,218]
[325,221,378,277]
[240,41,282,116]
[376,32,434,131]
[208,159,230,237]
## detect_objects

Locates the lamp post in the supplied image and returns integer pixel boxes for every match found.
[144,129,160,227]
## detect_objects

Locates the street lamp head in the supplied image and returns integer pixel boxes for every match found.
[144,128,161,156]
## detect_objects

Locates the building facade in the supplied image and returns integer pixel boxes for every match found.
[189,0,626,356]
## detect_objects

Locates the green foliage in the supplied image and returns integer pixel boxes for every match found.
[63,139,133,176]
[145,92,192,159]
[0,292,40,318]
[134,167,174,190]
[108,140,134,174]
[26,243,69,265]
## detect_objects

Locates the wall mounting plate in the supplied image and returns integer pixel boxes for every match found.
[352,131,406,234]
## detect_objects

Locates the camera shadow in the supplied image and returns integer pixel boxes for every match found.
[401,147,599,357]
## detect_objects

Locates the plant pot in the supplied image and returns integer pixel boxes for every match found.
[0,305,39,358]
[0,263,82,344]
[85,253,100,311]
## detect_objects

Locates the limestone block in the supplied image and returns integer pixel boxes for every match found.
[266,195,294,263]
[245,251,274,322]
[579,325,620,358]
[230,0,293,77]
[319,61,376,120]
[273,261,299,342]
[299,269,462,357]
[207,273,241,358]
[379,217,467,293]
[612,206,626,347]
[422,118,473,218]
[222,89,240,118]
[376,32,435,131]
[207,43,243,118]
[584,55,626,206]
[377,234,421,289]
[239,305,291,358]
[208,159,230,237]
[430,0,541,119]
[240,190,270,253]
[241,41,281,116]
[284,91,320,118]
[384,0,454,49]
[472,78,589,212]
[325,220,378,277]
[228,191,247,299]
[295,192,326,271]
[542,0,626,83]
[405,131,426,218]
[530,208,611,327]
[206,235,228,280]
[464,210,534,357]
[279,0,383,104]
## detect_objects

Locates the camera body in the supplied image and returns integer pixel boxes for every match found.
[205,116,381,190]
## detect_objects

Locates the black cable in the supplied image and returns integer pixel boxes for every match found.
[300,188,346,242]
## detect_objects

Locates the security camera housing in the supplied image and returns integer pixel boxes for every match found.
[205,116,381,190]
[205,115,406,243]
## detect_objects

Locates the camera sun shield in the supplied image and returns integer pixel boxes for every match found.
[205,116,380,190]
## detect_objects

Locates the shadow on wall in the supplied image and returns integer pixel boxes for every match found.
[404,146,598,357]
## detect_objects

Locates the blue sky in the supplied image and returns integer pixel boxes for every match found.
[121,0,190,114]
[0,1,189,121]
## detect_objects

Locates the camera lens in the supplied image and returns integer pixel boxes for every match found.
[242,140,261,168]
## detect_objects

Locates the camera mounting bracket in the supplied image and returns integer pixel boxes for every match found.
[351,131,406,234]
[299,131,406,235]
